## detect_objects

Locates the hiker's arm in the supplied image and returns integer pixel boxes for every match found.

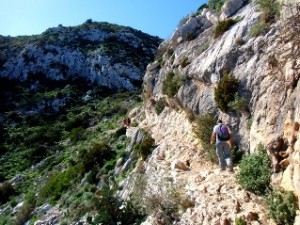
[210,132,216,145]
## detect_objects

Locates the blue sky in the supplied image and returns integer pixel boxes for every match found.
[0,0,206,39]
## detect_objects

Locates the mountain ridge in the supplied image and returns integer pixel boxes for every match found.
[0,20,161,90]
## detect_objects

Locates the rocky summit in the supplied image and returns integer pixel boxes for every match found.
[1,1,300,225]
[0,20,161,90]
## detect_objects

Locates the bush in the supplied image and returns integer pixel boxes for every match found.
[197,4,208,13]
[69,127,86,143]
[179,57,190,68]
[228,93,248,112]
[199,42,209,53]
[134,131,155,160]
[162,72,184,98]
[178,15,190,27]
[184,32,196,41]
[193,114,217,162]
[155,99,166,115]
[236,144,272,195]
[81,141,115,174]
[38,165,80,204]
[0,181,16,204]
[130,174,193,222]
[255,0,281,23]
[235,217,247,225]
[214,19,237,38]
[247,117,253,130]
[14,202,34,225]
[208,0,225,12]
[266,190,296,225]
[214,73,239,112]
[249,21,269,37]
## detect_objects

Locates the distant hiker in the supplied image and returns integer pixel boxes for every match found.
[210,119,234,172]
[123,117,131,127]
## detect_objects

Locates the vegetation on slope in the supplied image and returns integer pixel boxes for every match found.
[0,77,144,224]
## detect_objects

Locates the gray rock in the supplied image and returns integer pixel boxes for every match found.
[220,0,245,20]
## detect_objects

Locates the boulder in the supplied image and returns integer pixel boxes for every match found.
[147,61,160,72]
[171,159,190,171]
[220,0,245,20]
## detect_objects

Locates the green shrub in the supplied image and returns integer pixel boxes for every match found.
[81,141,115,174]
[0,181,16,204]
[199,42,209,53]
[65,114,88,131]
[134,131,155,160]
[255,0,281,23]
[247,117,253,130]
[236,144,272,195]
[162,72,184,98]
[179,57,190,68]
[197,4,208,13]
[193,114,217,162]
[14,202,34,225]
[114,126,127,137]
[214,73,239,112]
[178,15,190,27]
[214,19,237,38]
[38,165,80,205]
[249,21,269,37]
[208,0,225,12]
[184,32,196,41]
[235,217,247,225]
[266,190,296,225]
[228,93,248,112]
[155,99,166,115]
[69,127,86,143]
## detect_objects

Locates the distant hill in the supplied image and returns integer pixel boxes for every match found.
[0,20,161,90]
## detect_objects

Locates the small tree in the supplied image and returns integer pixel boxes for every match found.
[214,19,237,38]
[155,99,166,115]
[214,73,239,112]
[193,114,217,162]
[208,0,225,12]
[162,72,184,98]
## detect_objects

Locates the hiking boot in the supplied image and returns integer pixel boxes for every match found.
[228,166,234,173]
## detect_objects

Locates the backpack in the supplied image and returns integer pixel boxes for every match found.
[216,125,230,141]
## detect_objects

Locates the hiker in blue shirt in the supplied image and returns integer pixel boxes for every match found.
[210,119,234,172]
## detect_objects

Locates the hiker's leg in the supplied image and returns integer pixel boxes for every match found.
[216,143,226,170]
[223,143,233,171]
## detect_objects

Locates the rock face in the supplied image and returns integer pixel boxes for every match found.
[121,1,300,225]
[0,21,161,90]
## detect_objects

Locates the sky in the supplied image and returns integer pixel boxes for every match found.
[0,0,207,40]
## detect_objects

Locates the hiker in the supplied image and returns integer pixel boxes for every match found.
[210,119,234,172]
[122,117,131,127]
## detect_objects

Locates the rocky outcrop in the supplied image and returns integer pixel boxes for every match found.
[0,22,161,90]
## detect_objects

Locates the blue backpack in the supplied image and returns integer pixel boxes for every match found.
[217,125,230,141]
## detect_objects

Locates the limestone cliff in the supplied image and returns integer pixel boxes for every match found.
[120,1,300,224]
[0,21,161,90]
